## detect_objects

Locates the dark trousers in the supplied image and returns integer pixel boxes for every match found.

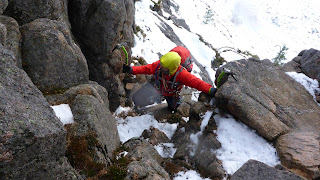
[164,96,182,111]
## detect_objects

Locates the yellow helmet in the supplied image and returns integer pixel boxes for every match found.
[160,52,181,75]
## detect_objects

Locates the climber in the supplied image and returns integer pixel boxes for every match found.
[123,47,217,112]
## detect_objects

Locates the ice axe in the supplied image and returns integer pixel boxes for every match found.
[112,43,129,65]
[215,68,238,88]
[113,43,133,90]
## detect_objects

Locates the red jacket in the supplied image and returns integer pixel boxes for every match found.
[132,60,212,96]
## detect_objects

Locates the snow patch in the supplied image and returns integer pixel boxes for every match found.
[51,104,74,125]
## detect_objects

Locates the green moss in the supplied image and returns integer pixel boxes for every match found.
[164,160,182,178]
[237,49,259,59]
[134,25,146,39]
[104,164,127,180]
[104,145,131,180]
[65,126,105,178]
[135,25,141,32]
[65,126,133,179]
[42,86,67,95]
[167,113,183,123]
[212,52,227,68]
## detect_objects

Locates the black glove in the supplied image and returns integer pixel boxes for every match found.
[122,64,132,74]
[209,87,217,96]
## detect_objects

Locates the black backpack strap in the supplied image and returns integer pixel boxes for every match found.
[170,68,183,89]
[181,56,192,68]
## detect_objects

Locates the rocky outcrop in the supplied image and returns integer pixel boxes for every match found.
[172,100,224,179]
[48,81,110,109]
[0,18,5,45]
[48,83,120,165]
[0,15,21,68]
[282,55,302,73]
[0,0,8,15]
[68,0,134,57]
[283,49,320,103]
[70,92,120,160]
[1,0,136,178]
[1,0,319,178]
[277,49,320,179]
[142,127,170,146]
[231,160,304,180]
[276,132,320,179]
[4,0,69,26]
[0,44,81,179]
[20,18,89,92]
[284,49,320,83]
[193,135,224,179]
[215,58,320,179]
[216,59,320,140]
[123,138,170,179]
[68,0,135,111]
[298,49,320,82]
[176,102,191,117]
[187,101,208,131]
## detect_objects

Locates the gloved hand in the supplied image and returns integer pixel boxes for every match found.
[122,64,132,74]
[209,87,217,96]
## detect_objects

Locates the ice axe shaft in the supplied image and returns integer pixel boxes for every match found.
[230,73,237,81]
[222,68,237,81]
[112,43,129,65]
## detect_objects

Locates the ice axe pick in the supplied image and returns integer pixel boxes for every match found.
[112,43,129,65]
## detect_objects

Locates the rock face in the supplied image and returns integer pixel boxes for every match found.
[142,127,170,146]
[20,18,89,92]
[276,132,320,180]
[0,0,8,15]
[69,87,120,160]
[298,49,320,82]
[231,160,304,180]
[123,138,170,179]
[68,0,135,111]
[0,45,80,179]
[0,15,22,68]
[216,59,320,140]
[48,82,120,167]
[4,0,69,26]
[216,58,320,179]
[172,100,224,179]
[283,48,320,83]
[68,0,134,58]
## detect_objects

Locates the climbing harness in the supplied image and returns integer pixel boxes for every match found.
[153,64,184,110]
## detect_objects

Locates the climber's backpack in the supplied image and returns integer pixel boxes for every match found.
[170,46,193,72]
